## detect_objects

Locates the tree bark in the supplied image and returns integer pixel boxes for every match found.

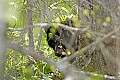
[0,0,7,79]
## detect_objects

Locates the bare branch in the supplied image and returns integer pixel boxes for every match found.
[27,0,34,51]
[7,23,52,31]
[7,22,86,32]
[75,70,117,80]
[7,42,56,67]
[61,26,120,62]
[7,42,89,80]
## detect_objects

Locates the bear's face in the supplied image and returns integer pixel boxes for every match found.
[45,20,78,57]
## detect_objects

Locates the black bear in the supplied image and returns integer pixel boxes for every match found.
[45,20,78,58]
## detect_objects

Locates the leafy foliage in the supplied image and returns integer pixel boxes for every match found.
[6,0,117,80]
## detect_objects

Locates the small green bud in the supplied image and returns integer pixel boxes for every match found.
[67,50,71,55]
[50,27,56,33]
[86,32,92,39]
[83,9,89,16]
[48,33,53,38]
[106,17,111,23]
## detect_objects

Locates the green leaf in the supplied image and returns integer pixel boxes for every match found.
[95,4,100,11]
[60,7,69,13]
[90,10,95,16]
[105,17,111,23]
[91,76,104,80]
[74,20,81,27]
[86,32,92,39]
[50,27,56,33]
[97,19,102,24]
[83,9,89,16]
[66,50,71,56]
[48,33,53,38]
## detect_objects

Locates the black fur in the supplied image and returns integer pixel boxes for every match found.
[45,20,78,57]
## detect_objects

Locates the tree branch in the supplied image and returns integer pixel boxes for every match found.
[7,42,56,67]
[27,0,34,51]
[61,26,120,62]
[7,22,86,31]
[7,42,89,80]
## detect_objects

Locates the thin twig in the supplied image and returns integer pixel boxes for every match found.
[7,42,88,80]
[74,70,117,80]
[7,42,57,67]
[7,23,86,32]
[60,26,120,62]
